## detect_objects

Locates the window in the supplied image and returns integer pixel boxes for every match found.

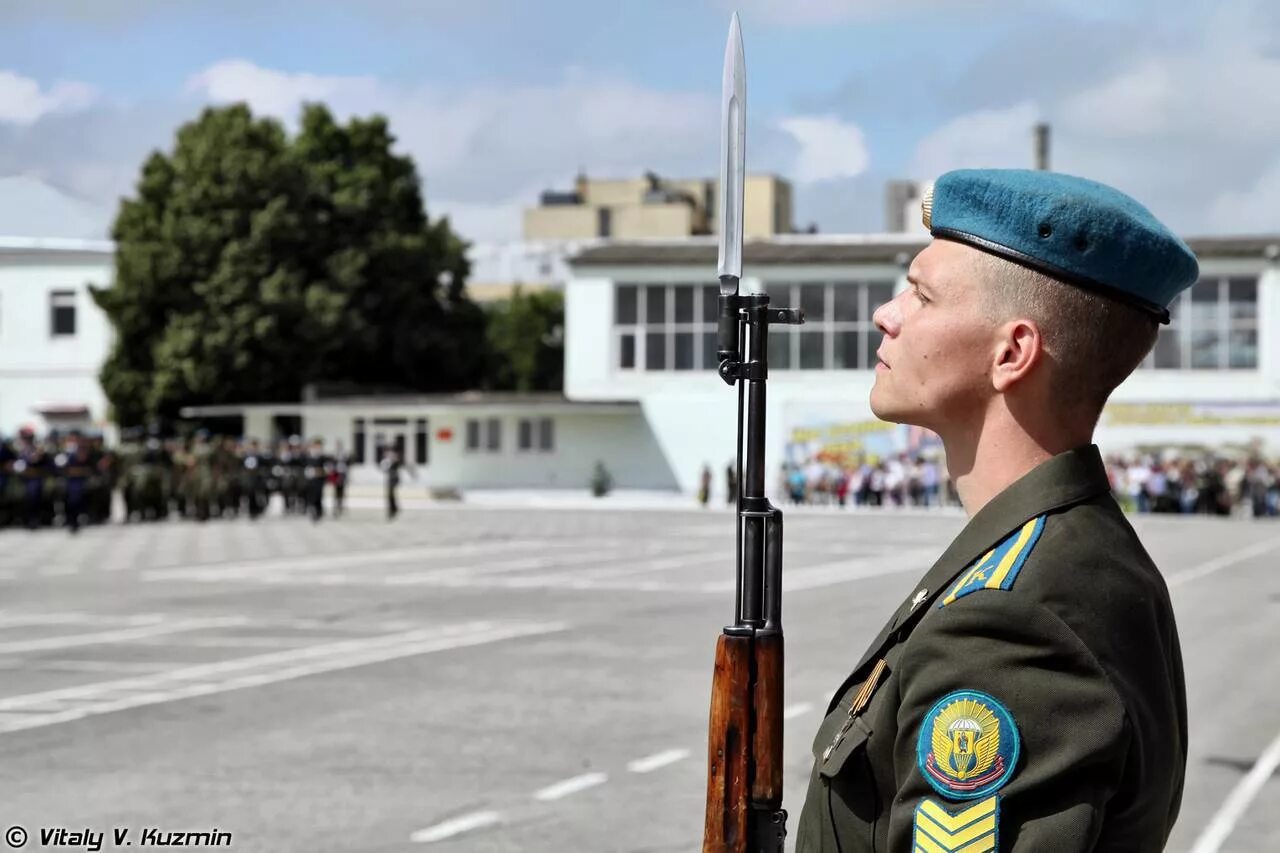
[352,418,366,464]
[517,417,555,452]
[414,418,428,465]
[51,290,76,337]
[485,418,501,451]
[466,419,481,451]
[1142,275,1258,371]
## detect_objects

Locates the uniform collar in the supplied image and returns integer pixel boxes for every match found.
[845,444,1112,682]
[914,443,1111,606]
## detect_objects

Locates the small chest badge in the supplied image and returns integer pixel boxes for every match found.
[910,589,928,610]
[916,690,1020,800]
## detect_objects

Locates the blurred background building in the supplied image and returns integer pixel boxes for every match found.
[4,139,1279,493]
[524,171,793,241]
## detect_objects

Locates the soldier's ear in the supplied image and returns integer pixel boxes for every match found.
[990,318,1043,392]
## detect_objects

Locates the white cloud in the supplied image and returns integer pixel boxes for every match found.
[902,2,1280,235]
[187,61,382,121]
[909,102,1042,178]
[777,115,869,183]
[1208,157,1280,233]
[0,71,95,126]
[185,60,720,239]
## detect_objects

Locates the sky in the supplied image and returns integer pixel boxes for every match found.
[0,0,1277,243]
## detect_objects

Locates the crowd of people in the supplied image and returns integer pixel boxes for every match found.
[761,450,1280,519]
[778,454,950,508]
[1104,453,1280,518]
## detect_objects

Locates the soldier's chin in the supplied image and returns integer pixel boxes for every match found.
[869,385,904,424]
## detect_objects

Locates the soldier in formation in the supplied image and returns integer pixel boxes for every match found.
[0,430,346,531]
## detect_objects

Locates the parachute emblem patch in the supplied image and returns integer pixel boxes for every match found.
[916,690,1019,801]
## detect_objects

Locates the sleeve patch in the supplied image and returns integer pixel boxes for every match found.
[913,796,999,852]
[916,689,1020,801]
[939,515,1045,607]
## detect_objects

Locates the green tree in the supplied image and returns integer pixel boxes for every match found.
[483,287,564,392]
[92,102,486,427]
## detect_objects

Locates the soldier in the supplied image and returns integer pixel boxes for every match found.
[0,435,16,528]
[15,428,47,529]
[303,438,327,521]
[330,440,350,518]
[241,439,269,519]
[56,432,93,533]
[797,171,1195,851]
[380,448,406,521]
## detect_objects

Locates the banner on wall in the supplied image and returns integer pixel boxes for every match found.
[782,411,943,470]
[1101,402,1280,427]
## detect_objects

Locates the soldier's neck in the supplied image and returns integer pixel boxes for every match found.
[942,413,1092,517]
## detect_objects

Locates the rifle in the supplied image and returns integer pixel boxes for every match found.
[703,13,804,853]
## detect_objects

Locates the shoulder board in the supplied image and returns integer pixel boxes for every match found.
[939,515,1046,608]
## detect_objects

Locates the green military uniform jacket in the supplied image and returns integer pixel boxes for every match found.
[797,445,1187,852]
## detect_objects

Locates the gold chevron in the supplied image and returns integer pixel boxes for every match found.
[914,797,998,853]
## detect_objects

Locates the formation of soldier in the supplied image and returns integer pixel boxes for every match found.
[0,429,351,532]
[0,428,115,531]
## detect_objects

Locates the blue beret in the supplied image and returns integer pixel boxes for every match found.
[922,169,1198,324]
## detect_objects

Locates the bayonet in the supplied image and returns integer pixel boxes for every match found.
[717,11,746,285]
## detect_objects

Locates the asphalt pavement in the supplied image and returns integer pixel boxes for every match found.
[0,501,1275,852]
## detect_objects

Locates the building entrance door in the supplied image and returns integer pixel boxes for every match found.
[373,419,408,465]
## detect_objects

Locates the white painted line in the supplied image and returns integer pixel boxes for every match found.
[627,748,690,773]
[0,612,167,628]
[0,620,569,734]
[699,548,940,594]
[142,539,555,582]
[32,660,196,675]
[1168,535,1280,587]
[783,702,814,720]
[411,811,502,844]
[533,772,608,801]
[0,617,248,655]
[1188,727,1280,853]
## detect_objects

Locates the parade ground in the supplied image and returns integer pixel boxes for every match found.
[0,502,1275,852]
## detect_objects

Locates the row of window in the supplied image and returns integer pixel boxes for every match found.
[350,416,556,464]
[466,417,555,453]
[615,281,893,372]
[614,277,1261,372]
[1144,276,1257,370]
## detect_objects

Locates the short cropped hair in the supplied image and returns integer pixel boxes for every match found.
[970,251,1160,420]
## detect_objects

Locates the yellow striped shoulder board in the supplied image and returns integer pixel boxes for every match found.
[939,516,1046,608]
[913,796,999,853]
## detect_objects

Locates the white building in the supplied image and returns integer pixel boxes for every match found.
[6,229,1279,494]
[566,234,1280,492]
[181,392,676,490]
[0,237,115,436]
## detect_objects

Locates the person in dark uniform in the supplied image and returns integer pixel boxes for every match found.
[329,440,350,518]
[303,438,327,522]
[15,428,47,529]
[56,432,94,533]
[380,449,406,521]
[797,170,1197,852]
